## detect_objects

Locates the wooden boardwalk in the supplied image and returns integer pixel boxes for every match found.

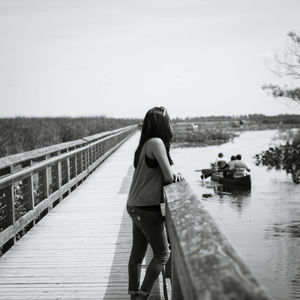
[0,133,165,300]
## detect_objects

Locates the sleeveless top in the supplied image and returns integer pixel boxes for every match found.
[127,141,164,207]
[233,160,248,178]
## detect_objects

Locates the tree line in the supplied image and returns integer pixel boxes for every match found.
[174,114,300,124]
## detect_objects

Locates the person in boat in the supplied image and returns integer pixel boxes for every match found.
[202,153,226,180]
[214,153,228,178]
[224,155,236,178]
[230,154,250,178]
[201,153,228,180]
[214,153,228,170]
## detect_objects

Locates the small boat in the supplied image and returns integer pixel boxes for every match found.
[218,175,251,189]
[198,166,251,190]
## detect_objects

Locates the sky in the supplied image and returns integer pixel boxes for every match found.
[0,0,300,119]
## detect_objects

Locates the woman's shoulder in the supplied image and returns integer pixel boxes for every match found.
[146,138,165,154]
[147,137,163,145]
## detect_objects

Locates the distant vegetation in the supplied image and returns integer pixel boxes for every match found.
[1,114,299,158]
[0,117,139,158]
[172,129,237,147]
[171,114,300,147]
[174,114,300,126]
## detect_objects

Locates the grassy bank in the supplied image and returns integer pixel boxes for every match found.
[172,129,237,148]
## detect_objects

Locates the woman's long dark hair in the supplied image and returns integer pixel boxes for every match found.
[134,107,173,168]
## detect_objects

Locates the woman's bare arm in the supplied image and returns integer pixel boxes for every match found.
[147,138,183,184]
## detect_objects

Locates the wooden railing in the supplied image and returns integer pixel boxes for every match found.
[163,181,271,300]
[0,125,137,252]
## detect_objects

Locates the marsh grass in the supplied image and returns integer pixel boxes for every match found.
[0,116,139,158]
[172,129,237,148]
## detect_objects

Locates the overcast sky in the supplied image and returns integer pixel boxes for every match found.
[0,0,300,119]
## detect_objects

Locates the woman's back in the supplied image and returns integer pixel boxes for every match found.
[127,139,164,207]
[233,160,249,178]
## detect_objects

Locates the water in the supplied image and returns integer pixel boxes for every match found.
[171,130,300,300]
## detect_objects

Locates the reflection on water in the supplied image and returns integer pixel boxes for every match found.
[214,185,251,213]
[267,221,300,239]
[171,130,300,300]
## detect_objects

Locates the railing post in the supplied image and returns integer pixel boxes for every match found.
[93,145,96,162]
[25,172,35,227]
[2,167,17,251]
[92,145,96,162]
[77,152,82,177]
[85,148,90,174]
[41,157,50,212]
[27,173,35,210]
[74,154,78,187]
[100,142,104,156]
[90,147,93,165]
[23,160,34,212]
[7,182,16,247]
[66,156,70,184]
[78,151,83,176]
[88,146,91,167]
[57,156,62,201]
[96,144,99,160]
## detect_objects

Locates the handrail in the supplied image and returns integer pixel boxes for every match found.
[0,128,134,188]
[163,181,271,300]
[0,125,136,171]
[0,125,138,252]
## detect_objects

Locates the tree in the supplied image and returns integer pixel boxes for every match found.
[256,32,300,183]
[262,31,300,103]
[254,130,300,183]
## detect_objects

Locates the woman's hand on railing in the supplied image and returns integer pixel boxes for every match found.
[173,173,184,182]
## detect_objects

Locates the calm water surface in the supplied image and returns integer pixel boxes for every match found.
[172,130,300,300]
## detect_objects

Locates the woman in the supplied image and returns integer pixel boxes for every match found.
[127,107,183,300]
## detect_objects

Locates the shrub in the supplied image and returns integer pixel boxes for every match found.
[255,130,300,183]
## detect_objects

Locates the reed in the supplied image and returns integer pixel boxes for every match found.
[0,116,139,158]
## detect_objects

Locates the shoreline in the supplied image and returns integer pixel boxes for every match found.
[172,139,233,149]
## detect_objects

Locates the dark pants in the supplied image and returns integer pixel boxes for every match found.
[127,206,170,295]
